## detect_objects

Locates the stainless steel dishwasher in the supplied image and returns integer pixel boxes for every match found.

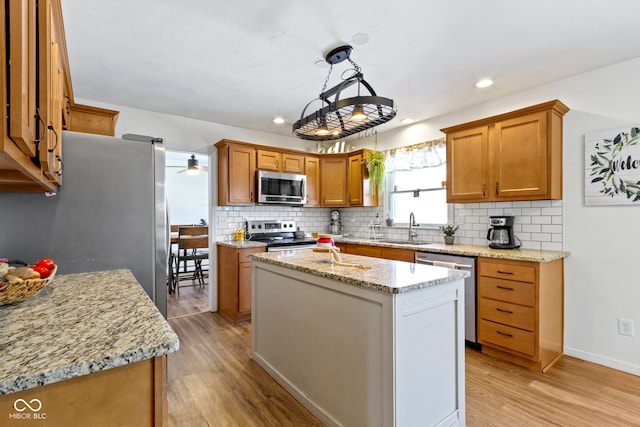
[414,251,477,343]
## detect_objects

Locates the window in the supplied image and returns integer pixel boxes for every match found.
[384,139,451,227]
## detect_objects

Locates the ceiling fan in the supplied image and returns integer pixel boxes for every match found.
[167,154,208,175]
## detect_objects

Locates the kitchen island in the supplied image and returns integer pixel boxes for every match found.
[0,269,179,426]
[251,250,468,427]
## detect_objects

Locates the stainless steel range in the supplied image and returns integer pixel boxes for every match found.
[246,220,317,252]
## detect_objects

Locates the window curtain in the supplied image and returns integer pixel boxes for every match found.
[384,138,446,172]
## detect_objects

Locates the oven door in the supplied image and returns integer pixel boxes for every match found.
[267,243,317,252]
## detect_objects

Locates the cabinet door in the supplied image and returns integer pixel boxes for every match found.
[304,156,321,206]
[8,0,38,157]
[381,247,415,262]
[228,145,256,204]
[38,0,63,185]
[257,149,281,171]
[282,153,304,173]
[348,153,364,205]
[320,156,347,206]
[355,245,382,258]
[493,111,549,199]
[238,262,252,314]
[446,126,489,202]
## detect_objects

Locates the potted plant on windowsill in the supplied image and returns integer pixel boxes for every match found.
[439,224,459,245]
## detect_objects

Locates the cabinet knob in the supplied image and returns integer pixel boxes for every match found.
[482,184,486,198]
[495,182,499,196]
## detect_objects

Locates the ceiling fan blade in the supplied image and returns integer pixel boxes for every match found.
[176,169,187,174]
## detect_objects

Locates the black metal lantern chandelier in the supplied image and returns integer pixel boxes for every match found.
[292,45,396,141]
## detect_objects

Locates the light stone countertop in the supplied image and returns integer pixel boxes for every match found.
[0,269,179,395]
[252,249,469,294]
[335,237,570,262]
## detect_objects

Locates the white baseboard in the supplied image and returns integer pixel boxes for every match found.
[564,346,640,376]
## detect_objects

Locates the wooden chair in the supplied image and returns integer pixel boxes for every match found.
[168,224,195,293]
[173,226,209,296]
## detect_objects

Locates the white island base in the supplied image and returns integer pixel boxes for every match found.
[252,254,465,427]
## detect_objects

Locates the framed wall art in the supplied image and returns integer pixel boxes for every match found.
[585,125,640,206]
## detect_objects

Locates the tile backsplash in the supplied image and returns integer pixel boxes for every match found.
[214,200,563,251]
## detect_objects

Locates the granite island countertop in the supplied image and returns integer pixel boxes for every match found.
[0,269,179,395]
[252,249,469,294]
[334,237,570,262]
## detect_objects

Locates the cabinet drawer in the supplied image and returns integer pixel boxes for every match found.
[479,319,535,356]
[238,247,266,263]
[479,260,535,283]
[479,297,534,331]
[478,277,535,306]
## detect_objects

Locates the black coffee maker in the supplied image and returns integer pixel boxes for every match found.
[487,216,520,249]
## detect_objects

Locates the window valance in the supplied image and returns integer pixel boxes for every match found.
[384,138,446,172]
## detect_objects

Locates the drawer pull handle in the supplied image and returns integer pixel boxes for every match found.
[496,308,513,314]
[496,331,513,338]
[496,270,514,275]
[496,285,514,291]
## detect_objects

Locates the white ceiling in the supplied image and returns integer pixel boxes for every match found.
[61,1,640,139]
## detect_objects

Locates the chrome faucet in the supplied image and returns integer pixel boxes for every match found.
[409,212,418,242]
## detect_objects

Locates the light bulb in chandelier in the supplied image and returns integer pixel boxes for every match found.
[351,104,367,122]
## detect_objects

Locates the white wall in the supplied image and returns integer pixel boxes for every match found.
[79,56,640,374]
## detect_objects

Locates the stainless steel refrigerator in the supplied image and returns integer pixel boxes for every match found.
[0,131,168,317]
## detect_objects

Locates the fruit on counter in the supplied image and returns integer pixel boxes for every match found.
[36,258,55,270]
[33,265,52,279]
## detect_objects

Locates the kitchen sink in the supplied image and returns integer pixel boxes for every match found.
[373,239,432,246]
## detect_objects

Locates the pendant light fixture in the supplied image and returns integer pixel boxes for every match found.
[292,45,396,141]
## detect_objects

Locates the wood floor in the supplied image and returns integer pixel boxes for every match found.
[167,312,640,426]
[167,282,210,320]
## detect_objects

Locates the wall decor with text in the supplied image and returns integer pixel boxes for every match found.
[585,126,640,206]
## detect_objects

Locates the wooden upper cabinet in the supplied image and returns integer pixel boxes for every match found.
[282,153,304,174]
[320,156,348,206]
[216,140,256,205]
[348,150,378,207]
[304,156,320,206]
[446,126,489,202]
[257,149,280,171]
[67,104,119,137]
[257,149,305,173]
[1,0,118,192]
[8,0,38,158]
[38,0,63,185]
[348,152,364,205]
[494,111,551,199]
[442,100,569,203]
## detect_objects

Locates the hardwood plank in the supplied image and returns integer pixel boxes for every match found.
[167,312,640,426]
[167,284,209,320]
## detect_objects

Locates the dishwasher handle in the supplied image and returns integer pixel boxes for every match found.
[414,254,473,270]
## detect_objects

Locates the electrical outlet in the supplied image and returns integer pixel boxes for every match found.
[618,318,635,337]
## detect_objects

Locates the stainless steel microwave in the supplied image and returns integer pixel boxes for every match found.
[257,170,306,206]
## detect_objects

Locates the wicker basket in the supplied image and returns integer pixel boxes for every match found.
[0,265,57,305]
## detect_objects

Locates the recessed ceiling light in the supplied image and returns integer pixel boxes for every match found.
[475,79,494,88]
[273,117,285,124]
[401,118,415,124]
[351,32,369,45]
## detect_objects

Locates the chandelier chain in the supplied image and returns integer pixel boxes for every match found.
[347,58,361,74]
[320,64,334,96]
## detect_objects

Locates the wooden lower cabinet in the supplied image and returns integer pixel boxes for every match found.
[217,245,266,322]
[335,243,415,263]
[0,356,167,427]
[477,256,564,372]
